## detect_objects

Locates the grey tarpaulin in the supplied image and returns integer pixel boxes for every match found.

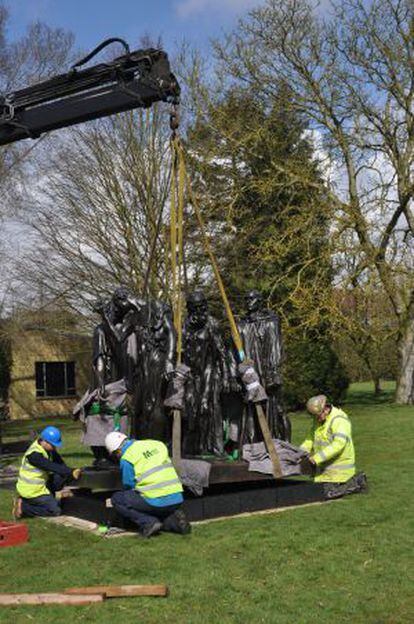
[164,364,191,411]
[176,458,211,496]
[72,379,128,447]
[242,439,309,477]
[238,361,268,403]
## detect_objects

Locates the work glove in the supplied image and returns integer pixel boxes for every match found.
[72,468,82,480]
[299,455,316,476]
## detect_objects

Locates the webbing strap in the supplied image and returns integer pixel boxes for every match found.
[170,137,186,360]
[177,140,244,361]
[173,139,282,479]
[169,137,187,466]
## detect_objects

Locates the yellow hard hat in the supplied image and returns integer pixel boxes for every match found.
[306,394,327,416]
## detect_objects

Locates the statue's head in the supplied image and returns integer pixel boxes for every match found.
[151,299,168,330]
[187,290,208,326]
[112,286,133,317]
[245,289,263,314]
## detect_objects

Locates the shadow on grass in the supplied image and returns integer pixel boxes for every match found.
[344,381,396,406]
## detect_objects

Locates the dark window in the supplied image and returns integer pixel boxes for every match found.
[35,362,76,398]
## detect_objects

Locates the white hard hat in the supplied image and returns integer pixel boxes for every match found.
[105,431,127,454]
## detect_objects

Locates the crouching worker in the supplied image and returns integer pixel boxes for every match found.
[14,426,82,518]
[105,432,191,538]
[300,395,367,499]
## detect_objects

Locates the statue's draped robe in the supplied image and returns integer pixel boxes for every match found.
[238,309,291,442]
[182,316,228,456]
[132,302,176,442]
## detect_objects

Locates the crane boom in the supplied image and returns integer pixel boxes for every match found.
[0,44,180,146]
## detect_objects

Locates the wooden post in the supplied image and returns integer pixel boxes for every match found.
[255,404,282,478]
[172,409,182,467]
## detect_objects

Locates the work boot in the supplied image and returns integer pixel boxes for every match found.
[12,496,22,520]
[356,471,369,493]
[162,509,191,535]
[141,520,162,538]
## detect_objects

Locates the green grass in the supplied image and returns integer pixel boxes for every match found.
[0,382,413,623]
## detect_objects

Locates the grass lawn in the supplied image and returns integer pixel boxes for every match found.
[0,381,412,623]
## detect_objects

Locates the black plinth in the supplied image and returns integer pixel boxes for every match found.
[62,479,326,526]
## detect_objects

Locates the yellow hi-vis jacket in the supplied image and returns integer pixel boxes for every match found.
[121,440,183,500]
[301,406,356,483]
[16,440,50,498]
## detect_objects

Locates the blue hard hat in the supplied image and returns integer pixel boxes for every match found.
[40,426,63,448]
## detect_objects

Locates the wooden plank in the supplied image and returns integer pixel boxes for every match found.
[0,593,104,606]
[65,584,168,598]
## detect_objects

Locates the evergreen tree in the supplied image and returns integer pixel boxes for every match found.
[186,89,348,406]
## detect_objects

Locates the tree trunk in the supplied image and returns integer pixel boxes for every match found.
[374,377,382,396]
[395,318,414,404]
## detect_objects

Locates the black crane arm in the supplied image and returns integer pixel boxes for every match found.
[0,43,180,146]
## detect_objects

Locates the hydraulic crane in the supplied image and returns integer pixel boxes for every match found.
[0,38,180,146]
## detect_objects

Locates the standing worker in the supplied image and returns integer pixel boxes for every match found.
[14,426,81,518]
[301,395,367,497]
[105,432,191,538]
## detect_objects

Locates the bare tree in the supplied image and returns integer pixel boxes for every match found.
[0,5,74,311]
[17,105,173,318]
[213,0,414,402]
[0,5,74,185]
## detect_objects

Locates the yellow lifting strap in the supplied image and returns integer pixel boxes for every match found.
[169,136,186,464]
[171,138,282,479]
[169,136,186,363]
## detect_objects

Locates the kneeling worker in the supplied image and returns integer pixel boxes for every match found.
[301,395,367,497]
[14,426,82,518]
[105,432,191,538]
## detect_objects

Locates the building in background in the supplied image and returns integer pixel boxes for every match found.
[0,314,91,420]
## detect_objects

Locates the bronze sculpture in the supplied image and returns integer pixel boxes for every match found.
[238,290,291,442]
[182,291,231,456]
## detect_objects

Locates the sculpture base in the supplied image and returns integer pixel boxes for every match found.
[62,478,326,525]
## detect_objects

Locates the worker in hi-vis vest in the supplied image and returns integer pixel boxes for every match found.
[300,395,356,483]
[14,426,81,518]
[105,432,191,538]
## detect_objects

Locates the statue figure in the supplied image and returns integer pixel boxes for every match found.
[92,287,145,393]
[238,289,291,442]
[94,286,146,392]
[182,290,231,456]
[132,299,176,441]
[84,287,145,465]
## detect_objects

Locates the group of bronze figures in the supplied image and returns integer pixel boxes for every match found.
[91,287,291,457]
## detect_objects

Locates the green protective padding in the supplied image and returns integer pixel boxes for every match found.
[88,402,101,415]
[113,412,121,432]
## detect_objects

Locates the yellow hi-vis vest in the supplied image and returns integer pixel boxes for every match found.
[121,440,183,500]
[301,406,356,483]
[16,440,50,498]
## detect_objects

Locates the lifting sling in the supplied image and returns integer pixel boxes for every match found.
[168,134,282,478]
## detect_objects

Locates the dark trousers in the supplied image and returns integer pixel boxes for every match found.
[21,494,61,517]
[111,489,181,530]
[21,473,67,518]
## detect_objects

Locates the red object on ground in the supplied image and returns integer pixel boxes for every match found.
[0,521,29,547]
